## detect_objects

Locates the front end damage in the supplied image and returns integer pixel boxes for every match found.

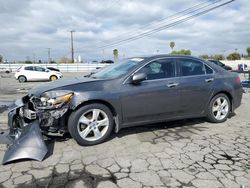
[0,92,73,164]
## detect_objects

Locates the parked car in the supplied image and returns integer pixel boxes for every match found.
[208,59,232,71]
[47,67,60,72]
[1,55,242,164]
[0,67,12,73]
[100,60,114,64]
[15,66,63,82]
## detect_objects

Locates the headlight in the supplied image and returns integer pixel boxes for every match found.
[32,90,74,110]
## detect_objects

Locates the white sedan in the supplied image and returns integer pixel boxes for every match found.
[15,66,63,82]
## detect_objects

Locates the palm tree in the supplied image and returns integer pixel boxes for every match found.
[113,49,119,63]
[169,42,175,52]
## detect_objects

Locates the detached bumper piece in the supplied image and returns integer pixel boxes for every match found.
[1,121,48,165]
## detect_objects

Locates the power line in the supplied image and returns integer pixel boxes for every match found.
[75,0,222,52]
[76,0,234,52]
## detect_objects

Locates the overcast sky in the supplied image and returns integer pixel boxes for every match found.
[0,0,249,62]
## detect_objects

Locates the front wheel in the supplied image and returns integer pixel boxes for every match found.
[207,93,231,123]
[68,103,114,146]
[50,75,58,81]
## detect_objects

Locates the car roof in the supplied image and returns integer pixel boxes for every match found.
[129,54,205,62]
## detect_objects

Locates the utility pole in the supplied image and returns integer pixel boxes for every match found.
[47,48,51,66]
[69,30,75,63]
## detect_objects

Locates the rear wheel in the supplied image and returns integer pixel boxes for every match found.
[207,93,230,123]
[68,103,114,146]
[18,76,26,83]
[50,75,58,81]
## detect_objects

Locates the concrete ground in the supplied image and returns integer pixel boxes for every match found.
[0,72,249,188]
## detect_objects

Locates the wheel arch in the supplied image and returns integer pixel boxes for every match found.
[69,99,120,133]
[18,75,27,81]
[210,90,233,112]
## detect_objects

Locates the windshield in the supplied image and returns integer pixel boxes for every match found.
[91,58,144,79]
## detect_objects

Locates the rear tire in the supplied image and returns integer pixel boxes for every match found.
[68,103,114,146]
[50,75,58,81]
[207,93,230,123]
[18,76,26,83]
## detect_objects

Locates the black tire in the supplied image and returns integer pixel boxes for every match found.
[68,103,114,146]
[207,93,231,123]
[50,75,58,81]
[18,76,27,83]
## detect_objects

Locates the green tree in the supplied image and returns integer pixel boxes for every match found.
[246,47,250,57]
[25,60,33,64]
[113,49,119,62]
[226,52,241,60]
[169,41,175,51]
[199,54,209,59]
[171,49,191,55]
[0,54,3,63]
[213,54,225,61]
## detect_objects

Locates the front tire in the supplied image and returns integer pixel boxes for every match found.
[50,75,58,81]
[207,93,230,123]
[68,103,114,146]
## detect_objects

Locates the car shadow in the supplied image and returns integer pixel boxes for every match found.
[107,118,209,144]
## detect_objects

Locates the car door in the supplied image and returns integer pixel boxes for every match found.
[177,58,215,116]
[34,66,48,80]
[120,58,181,125]
[23,66,36,81]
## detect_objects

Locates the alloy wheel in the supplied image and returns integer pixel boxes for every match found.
[212,97,229,120]
[77,109,109,141]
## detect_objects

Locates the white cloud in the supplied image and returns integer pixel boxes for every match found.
[0,0,249,61]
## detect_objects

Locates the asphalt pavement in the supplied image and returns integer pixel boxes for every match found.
[0,72,249,188]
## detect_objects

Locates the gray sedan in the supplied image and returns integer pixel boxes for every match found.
[1,55,242,164]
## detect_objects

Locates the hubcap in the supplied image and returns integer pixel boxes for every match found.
[19,77,25,82]
[77,109,109,141]
[51,76,57,81]
[212,97,229,120]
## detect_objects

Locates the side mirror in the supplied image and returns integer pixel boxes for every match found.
[45,69,50,72]
[131,73,147,84]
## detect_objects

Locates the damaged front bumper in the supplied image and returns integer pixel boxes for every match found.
[0,100,49,164]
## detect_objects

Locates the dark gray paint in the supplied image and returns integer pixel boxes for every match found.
[1,55,243,164]
[2,121,47,165]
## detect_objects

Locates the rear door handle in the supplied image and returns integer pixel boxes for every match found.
[205,78,214,83]
[167,82,179,88]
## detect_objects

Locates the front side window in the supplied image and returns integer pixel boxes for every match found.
[180,59,205,76]
[138,59,176,80]
[24,66,34,71]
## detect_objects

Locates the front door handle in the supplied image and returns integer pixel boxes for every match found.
[167,82,179,88]
[205,78,214,83]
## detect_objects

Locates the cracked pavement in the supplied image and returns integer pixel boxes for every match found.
[0,73,250,188]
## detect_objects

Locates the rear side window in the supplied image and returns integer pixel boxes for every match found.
[24,66,34,71]
[35,66,46,72]
[180,59,205,76]
[205,64,214,74]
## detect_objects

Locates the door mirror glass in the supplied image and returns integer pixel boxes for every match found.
[131,73,147,84]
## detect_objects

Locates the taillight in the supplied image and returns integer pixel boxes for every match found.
[235,76,241,85]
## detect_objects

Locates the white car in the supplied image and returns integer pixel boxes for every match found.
[0,67,12,73]
[15,66,63,82]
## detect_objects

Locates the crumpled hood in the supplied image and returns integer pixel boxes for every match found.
[29,77,97,96]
